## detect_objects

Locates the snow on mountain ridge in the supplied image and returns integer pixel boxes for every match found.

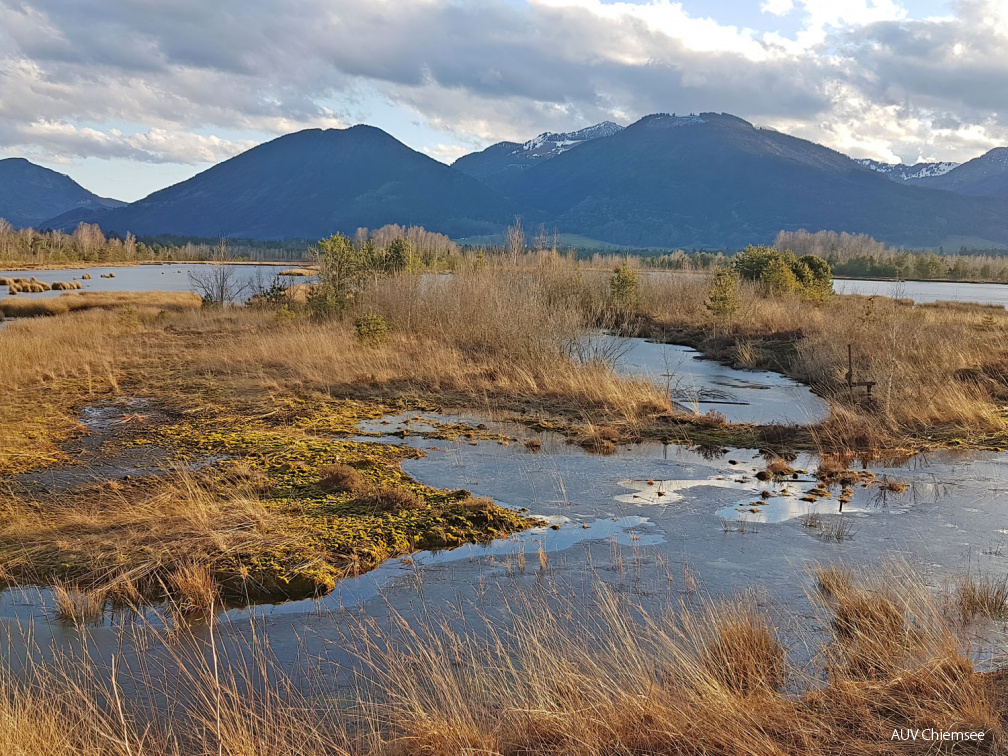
[856,158,959,182]
[637,113,707,129]
[521,121,624,155]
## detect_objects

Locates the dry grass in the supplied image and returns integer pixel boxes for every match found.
[51,582,105,624]
[0,565,1004,754]
[318,463,365,493]
[0,270,671,476]
[0,472,306,605]
[0,290,200,318]
[765,456,796,477]
[956,572,1008,623]
[354,484,424,512]
[879,476,909,493]
[2,261,1003,475]
[167,563,219,617]
[696,601,787,695]
[633,268,1008,449]
[0,309,136,475]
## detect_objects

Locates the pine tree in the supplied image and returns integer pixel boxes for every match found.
[705,268,740,336]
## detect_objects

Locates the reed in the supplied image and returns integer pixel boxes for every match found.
[0,564,1004,754]
[0,290,200,318]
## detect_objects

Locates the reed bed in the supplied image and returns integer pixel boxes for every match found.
[0,564,1003,754]
[0,471,306,606]
[0,257,1005,476]
[0,290,201,318]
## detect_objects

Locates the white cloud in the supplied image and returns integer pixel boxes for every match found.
[0,0,1006,185]
[761,0,795,16]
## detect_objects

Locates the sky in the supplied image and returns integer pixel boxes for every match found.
[1,0,1006,201]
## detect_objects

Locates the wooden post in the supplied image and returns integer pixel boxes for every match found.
[847,344,854,402]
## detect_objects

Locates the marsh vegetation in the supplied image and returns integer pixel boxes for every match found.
[1,229,1007,753]
[0,564,1005,755]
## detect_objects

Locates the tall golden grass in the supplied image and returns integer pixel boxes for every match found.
[0,290,200,318]
[0,564,1003,755]
[1,259,1005,473]
[0,471,306,607]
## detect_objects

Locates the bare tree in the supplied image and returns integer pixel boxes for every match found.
[189,237,247,306]
[506,216,525,265]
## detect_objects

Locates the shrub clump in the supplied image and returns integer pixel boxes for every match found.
[354,313,390,344]
[704,267,740,323]
[609,261,640,308]
[732,245,832,299]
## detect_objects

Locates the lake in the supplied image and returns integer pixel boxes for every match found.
[3,265,1006,308]
[834,277,1008,307]
[0,262,306,299]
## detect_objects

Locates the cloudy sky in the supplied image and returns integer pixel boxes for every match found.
[1,0,1006,201]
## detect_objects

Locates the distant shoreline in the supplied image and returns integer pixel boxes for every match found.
[0,260,301,272]
[1,262,1006,286]
[832,275,1008,286]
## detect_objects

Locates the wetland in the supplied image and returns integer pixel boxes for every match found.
[1,249,1007,754]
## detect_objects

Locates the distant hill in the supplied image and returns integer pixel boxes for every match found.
[26,114,1008,249]
[911,148,1008,198]
[453,122,623,183]
[478,113,1008,248]
[55,126,515,240]
[855,158,959,183]
[0,158,123,229]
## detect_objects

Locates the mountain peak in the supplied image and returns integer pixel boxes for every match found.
[52,125,512,240]
[978,146,1008,165]
[454,120,624,180]
[0,158,124,229]
[522,121,624,152]
[900,145,1008,196]
[634,113,708,129]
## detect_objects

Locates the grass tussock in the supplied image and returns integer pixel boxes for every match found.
[695,601,787,695]
[318,462,365,493]
[51,582,105,625]
[354,484,424,512]
[956,572,1008,623]
[167,563,219,617]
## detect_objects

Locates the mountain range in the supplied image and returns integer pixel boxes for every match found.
[0,158,123,229]
[4,114,1008,249]
[41,126,513,240]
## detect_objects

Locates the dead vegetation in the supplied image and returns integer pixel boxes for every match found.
[0,266,674,477]
[956,572,1008,623]
[0,472,305,607]
[0,290,200,318]
[318,463,364,493]
[1,258,1005,474]
[51,582,105,625]
[0,565,1004,755]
